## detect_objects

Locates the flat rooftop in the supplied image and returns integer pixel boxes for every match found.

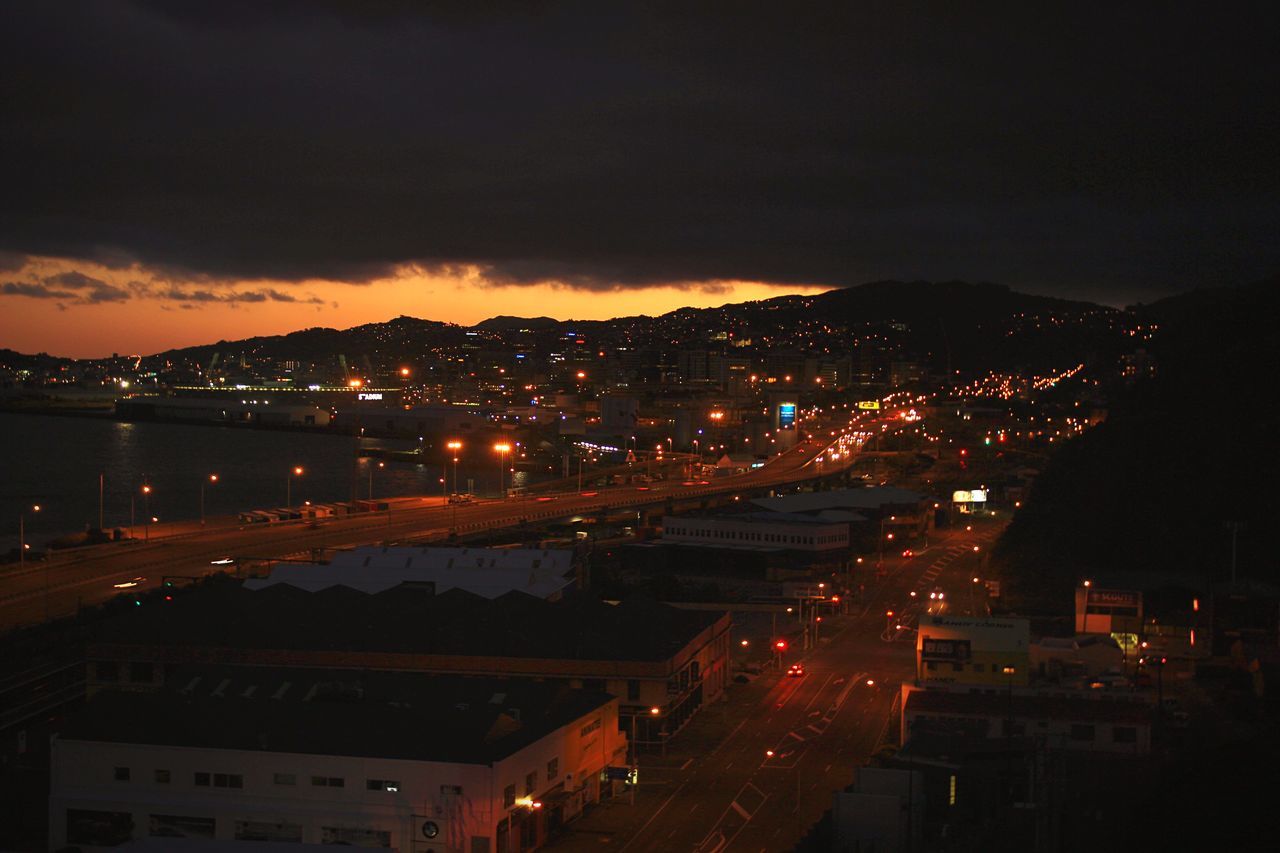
[750,486,931,514]
[907,687,1153,725]
[95,580,726,664]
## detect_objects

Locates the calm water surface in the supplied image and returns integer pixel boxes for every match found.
[0,412,527,551]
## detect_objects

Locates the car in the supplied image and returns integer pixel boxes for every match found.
[926,587,946,614]
[902,549,914,558]
[112,576,145,589]
[786,663,806,678]
[209,557,235,566]
[447,493,473,505]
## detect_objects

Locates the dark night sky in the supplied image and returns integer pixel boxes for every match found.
[2,0,1279,308]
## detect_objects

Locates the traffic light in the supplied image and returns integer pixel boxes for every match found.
[774,640,787,651]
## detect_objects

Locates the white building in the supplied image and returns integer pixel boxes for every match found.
[51,670,627,852]
[660,511,852,553]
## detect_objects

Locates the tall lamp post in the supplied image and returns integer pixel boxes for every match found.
[287,466,303,508]
[141,483,153,541]
[447,441,462,495]
[19,503,40,569]
[368,460,384,500]
[200,474,218,526]
[628,706,661,805]
[494,443,511,499]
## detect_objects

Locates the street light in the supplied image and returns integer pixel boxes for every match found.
[141,483,153,541]
[368,461,384,500]
[200,474,218,526]
[494,443,511,498]
[446,440,463,495]
[19,503,40,569]
[287,466,303,508]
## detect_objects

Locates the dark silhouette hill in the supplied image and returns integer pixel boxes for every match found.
[993,274,1280,611]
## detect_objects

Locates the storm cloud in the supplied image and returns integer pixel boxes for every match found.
[2,1,1279,304]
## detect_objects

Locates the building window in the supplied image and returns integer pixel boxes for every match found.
[503,784,516,808]
[113,766,130,782]
[1070,724,1096,742]
[67,809,133,846]
[627,680,640,701]
[525,771,537,795]
[367,779,400,792]
[194,772,210,786]
[273,773,296,786]
[235,820,303,842]
[321,826,391,847]
[925,661,937,671]
[1113,726,1138,744]
[150,814,216,839]
[951,663,963,672]
[213,773,243,788]
[312,776,344,788]
[547,758,559,781]
[154,769,170,784]
[95,661,120,683]
[973,664,985,673]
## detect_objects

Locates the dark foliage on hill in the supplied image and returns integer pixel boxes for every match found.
[994,276,1280,611]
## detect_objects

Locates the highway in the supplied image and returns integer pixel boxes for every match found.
[0,421,872,633]
[550,518,1005,853]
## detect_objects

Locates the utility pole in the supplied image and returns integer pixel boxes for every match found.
[1226,520,1245,586]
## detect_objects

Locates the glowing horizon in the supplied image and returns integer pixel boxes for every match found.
[0,256,831,359]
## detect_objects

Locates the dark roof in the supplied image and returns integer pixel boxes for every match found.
[61,667,612,764]
[906,688,1152,725]
[97,579,724,663]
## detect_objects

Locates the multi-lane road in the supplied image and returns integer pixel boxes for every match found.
[0,425,868,632]
[551,517,1005,853]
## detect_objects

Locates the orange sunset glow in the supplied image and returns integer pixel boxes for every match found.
[0,256,829,358]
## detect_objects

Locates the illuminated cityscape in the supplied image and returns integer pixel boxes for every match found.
[2,4,1278,853]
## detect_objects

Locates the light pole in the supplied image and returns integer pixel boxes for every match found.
[287,466,303,508]
[494,443,511,499]
[19,503,40,569]
[141,482,153,541]
[200,474,218,526]
[447,440,462,495]
[368,460,384,500]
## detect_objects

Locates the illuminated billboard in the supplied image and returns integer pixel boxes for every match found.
[857,401,881,410]
[952,489,987,503]
[778,402,796,429]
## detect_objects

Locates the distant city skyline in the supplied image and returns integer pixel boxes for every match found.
[0,255,833,358]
